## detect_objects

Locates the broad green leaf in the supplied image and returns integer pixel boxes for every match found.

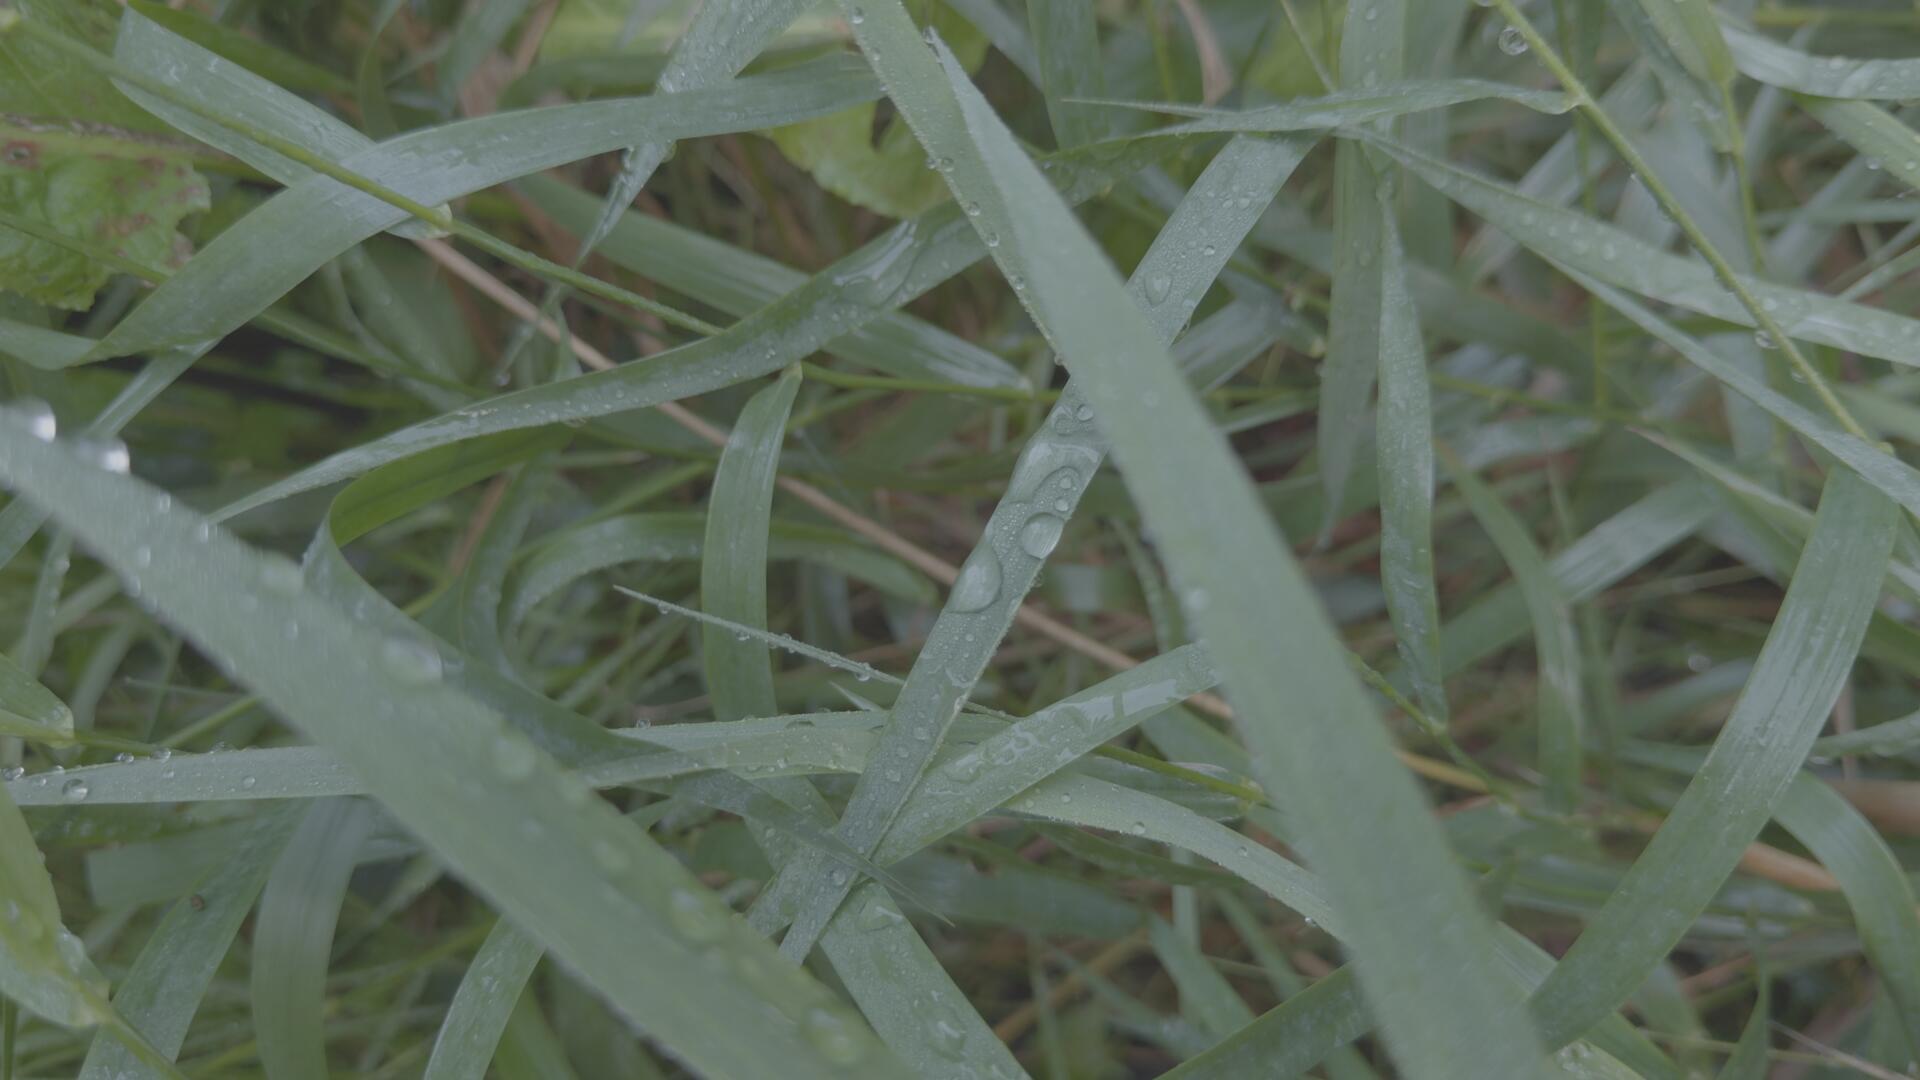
[0,650,74,743]
[1444,453,1584,811]
[423,921,546,1080]
[767,133,1311,961]
[702,368,802,721]
[0,3,208,308]
[1529,469,1896,1047]
[0,409,902,1078]
[76,805,300,1079]
[252,798,373,1080]
[841,4,1559,1073]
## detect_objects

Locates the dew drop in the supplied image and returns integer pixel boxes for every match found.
[1754,330,1777,350]
[1497,26,1527,54]
[240,776,257,790]
[22,400,55,442]
[151,747,171,762]
[1,766,21,782]
[1018,514,1065,559]
[949,548,1003,612]
[259,560,304,595]
[1143,273,1173,305]
[946,755,983,782]
[381,637,444,685]
[1129,821,1146,836]
[61,778,89,801]
[96,440,131,474]
[930,1017,967,1060]
[848,5,864,23]
[113,752,134,765]
[1074,404,1093,421]
[133,546,152,569]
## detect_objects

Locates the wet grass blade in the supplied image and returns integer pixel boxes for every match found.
[422,921,545,1080]
[1529,469,1896,1047]
[840,4,1559,1072]
[0,409,902,1078]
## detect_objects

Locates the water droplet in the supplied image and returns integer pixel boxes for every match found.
[946,755,983,782]
[1008,273,1026,292]
[1143,273,1173,305]
[259,560,304,595]
[667,887,728,942]
[804,1009,866,1065]
[1058,792,1072,804]
[848,5,864,23]
[381,637,444,685]
[61,778,89,801]
[151,747,171,762]
[1,766,21,782]
[1018,514,1065,559]
[1054,498,1071,512]
[97,440,131,474]
[1867,158,1882,171]
[930,1017,967,1059]
[113,752,134,765]
[949,548,1003,612]
[1754,330,1777,350]
[240,776,257,790]
[1129,821,1146,836]
[133,546,152,569]
[831,219,921,308]
[1497,26,1527,54]
[1074,404,1093,421]
[963,201,980,217]
[22,400,55,442]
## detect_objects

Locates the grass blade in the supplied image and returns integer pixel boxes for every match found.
[422,921,545,1080]
[702,368,802,721]
[0,408,903,1078]
[842,6,1559,1072]
[1529,469,1896,1046]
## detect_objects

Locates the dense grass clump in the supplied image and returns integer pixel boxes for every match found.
[4,0,1920,1076]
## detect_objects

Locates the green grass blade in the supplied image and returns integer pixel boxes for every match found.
[422,921,545,1080]
[1148,916,1254,1042]
[1797,96,1920,195]
[1026,0,1106,147]
[252,798,373,1080]
[1723,23,1920,99]
[842,7,1560,1070]
[76,804,300,1079]
[0,651,73,744]
[702,368,802,722]
[1372,136,1920,368]
[1373,200,1447,723]
[211,135,1188,521]
[1161,966,1369,1079]
[768,133,1309,962]
[0,783,111,1028]
[1118,80,1573,130]
[518,174,1024,389]
[83,53,877,360]
[1529,468,1896,1046]
[0,410,902,1078]
[1444,452,1585,812]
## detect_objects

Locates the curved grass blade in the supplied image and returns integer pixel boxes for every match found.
[1371,137,1920,369]
[81,53,878,360]
[1443,451,1584,812]
[1027,0,1105,147]
[506,513,930,628]
[702,369,802,722]
[211,134,1190,521]
[0,410,903,1079]
[843,6,1559,1072]
[1528,469,1896,1047]
[252,798,373,1080]
[0,783,111,1028]
[76,804,300,1080]
[329,428,568,547]
[1148,916,1254,1042]
[1373,202,1446,723]
[1723,23,1920,99]
[767,132,1311,962]
[516,174,1024,389]
[0,651,73,744]
[1797,97,1920,196]
[422,921,546,1080]
[1116,80,1572,131]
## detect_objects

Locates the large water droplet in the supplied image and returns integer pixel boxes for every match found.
[61,778,89,801]
[831,220,920,308]
[381,637,444,685]
[97,440,131,474]
[259,559,304,595]
[1497,26,1528,54]
[1018,514,1065,559]
[1,766,22,782]
[930,1016,967,1060]
[1143,273,1173,305]
[949,548,1002,612]
[21,400,55,442]
[804,1008,867,1065]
